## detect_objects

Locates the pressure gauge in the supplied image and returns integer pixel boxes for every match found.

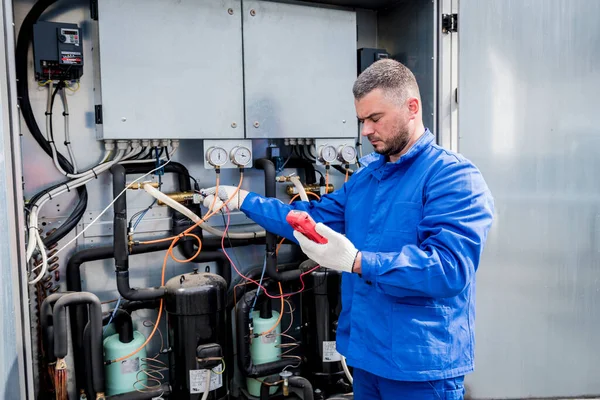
[206,146,227,167]
[318,145,337,164]
[230,146,252,166]
[338,145,357,164]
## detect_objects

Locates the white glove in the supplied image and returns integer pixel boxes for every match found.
[200,185,249,212]
[293,223,359,273]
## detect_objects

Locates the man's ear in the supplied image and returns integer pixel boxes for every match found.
[407,97,420,119]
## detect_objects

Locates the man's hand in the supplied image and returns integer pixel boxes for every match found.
[200,186,249,212]
[293,223,359,273]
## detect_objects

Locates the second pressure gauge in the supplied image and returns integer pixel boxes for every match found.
[338,145,357,164]
[206,146,228,167]
[318,145,337,164]
[230,146,252,166]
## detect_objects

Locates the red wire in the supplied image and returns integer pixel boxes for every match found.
[221,207,319,299]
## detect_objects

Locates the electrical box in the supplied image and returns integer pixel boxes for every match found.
[32,21,83,81]
[93,0,244,140]
[357,48,390,74]
[243,1,358,139]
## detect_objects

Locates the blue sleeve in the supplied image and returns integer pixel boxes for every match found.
[360,161,495,298]
[240,179,353,243]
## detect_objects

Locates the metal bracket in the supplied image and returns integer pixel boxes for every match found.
[442,13,458,33]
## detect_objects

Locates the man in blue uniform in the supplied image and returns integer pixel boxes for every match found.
[202,59,494,399]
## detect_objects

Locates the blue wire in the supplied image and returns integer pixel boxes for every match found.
[249,256,268,319]
[103,297,122,335]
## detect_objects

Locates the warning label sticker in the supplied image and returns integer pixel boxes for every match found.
[61,51,82,65]
[189,365,223,394]
[120,357,140,374]
[323,341,342,362]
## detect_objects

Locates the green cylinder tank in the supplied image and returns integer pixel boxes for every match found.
[103,331,148,395]
[246,310,281,397]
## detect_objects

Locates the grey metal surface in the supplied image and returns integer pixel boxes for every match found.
[243,0,358,139]
[0,0,33,397]
[436,0,458,151]
[95,0,244,140]
[458,0,600,398]
[378,0,435,133]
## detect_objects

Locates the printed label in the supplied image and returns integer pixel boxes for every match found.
[120,357,140,374]
[261,332,277,344]
[189,365,223,394]
[323,341,342,362]
[61,51,82,65]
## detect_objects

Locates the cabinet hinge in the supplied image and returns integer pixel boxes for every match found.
[442,13,458,33]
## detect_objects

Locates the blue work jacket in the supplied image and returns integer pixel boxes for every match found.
[240,130,495,382]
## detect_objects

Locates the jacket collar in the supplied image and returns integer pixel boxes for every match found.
[359,129,434,173]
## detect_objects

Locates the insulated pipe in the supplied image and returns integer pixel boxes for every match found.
[53,292,104,396]
[104,384,171,400]
[40,292,71,362]
[111,164,166,301]
[112,309,134,343]
[288,376,315,400]
[236,289,298,377]
[176,234,232,288]
[255,159,301,282]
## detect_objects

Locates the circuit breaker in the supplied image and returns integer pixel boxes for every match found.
[32,21,84,81]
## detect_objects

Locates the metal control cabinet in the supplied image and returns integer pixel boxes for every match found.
[93,0,245,140]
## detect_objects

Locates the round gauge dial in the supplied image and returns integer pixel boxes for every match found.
[230,146,252,166]
[206,146,227,167]
[319,145,337,163]
[338,145,357,163]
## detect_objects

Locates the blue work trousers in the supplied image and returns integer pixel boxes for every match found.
[353,368,465,400]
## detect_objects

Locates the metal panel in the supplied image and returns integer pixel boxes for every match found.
[436,0,458,151]
[458,0,600,398]
[243,1,358,139]
[0,0,33,397]
[95,0,244,140]
[377,0,435,133]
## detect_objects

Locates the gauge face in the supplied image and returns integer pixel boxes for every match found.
[207,147,227,167]
[230,146,252,166]
[338,145,357,163]
[319,145,337,163]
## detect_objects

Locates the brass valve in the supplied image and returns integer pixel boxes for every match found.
[286,183,333,196]
[156,191,202,206]
[127,181,159,190]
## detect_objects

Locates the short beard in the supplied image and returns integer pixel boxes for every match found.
[372,127,411,158]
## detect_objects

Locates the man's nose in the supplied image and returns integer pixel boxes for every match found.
[361,120,375,136]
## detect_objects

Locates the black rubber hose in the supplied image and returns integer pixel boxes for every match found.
[52,292,104,395]
[104,384,171,400]
[112,164,166,301]
[236,289,298,377]
[260,375,281,400]
[255,159,301,282]
[289,376,315,400]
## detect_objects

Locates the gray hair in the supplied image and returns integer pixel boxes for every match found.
[352,59,420,104]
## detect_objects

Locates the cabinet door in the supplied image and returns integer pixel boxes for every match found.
[458,0,600,398]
